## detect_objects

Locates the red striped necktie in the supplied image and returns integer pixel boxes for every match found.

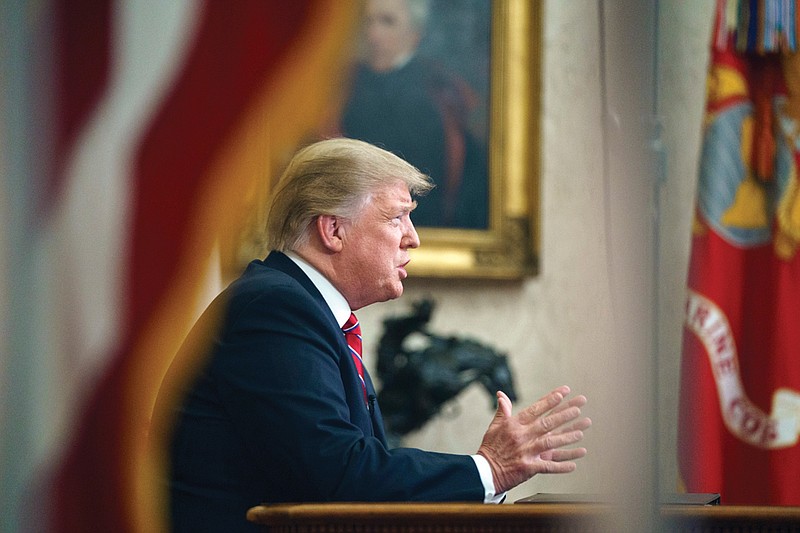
[342,312,368,403]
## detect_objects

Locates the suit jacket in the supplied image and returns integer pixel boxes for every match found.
[165,251,483,532]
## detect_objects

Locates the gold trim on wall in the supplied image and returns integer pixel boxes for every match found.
[408,0,541,279]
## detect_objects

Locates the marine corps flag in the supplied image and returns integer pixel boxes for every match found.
[679,0,800,505]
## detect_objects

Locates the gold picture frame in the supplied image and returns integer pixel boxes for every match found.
[407,0,541,279]
[226,0,540,282]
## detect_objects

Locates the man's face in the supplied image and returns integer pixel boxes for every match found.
[364,0,421,72]
[335,181,420,310]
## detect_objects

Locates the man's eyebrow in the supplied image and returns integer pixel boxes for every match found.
[391,200,416,215]
[379,200,416,218]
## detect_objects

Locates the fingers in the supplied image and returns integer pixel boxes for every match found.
[516,386,572,425]
[551,394,587,414]
[538,460,578,474]
[547,447,588,462]
[537,425,586,454]
[560,415,592,434]
[536,447,588,475]
[519,390,591,458]
[479,386,591,493]
[493,386,589,445]
[496,390,513,418]
[546,405,582,429]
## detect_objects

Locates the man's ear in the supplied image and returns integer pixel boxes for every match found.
[315,214,344,252]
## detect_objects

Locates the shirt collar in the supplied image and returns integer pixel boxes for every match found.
[391,51,414,70]
[285,251,351,328]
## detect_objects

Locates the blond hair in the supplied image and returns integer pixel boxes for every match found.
[265,138,432,252]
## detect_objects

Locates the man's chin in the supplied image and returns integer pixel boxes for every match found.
[368,57,394,73]
[359,284,404,309]
[384,282,405,302]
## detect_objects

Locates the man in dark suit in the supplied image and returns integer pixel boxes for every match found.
[158,138,590,531]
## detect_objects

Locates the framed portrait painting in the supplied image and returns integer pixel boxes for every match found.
[339,0,541,279]
[227,0,540,282]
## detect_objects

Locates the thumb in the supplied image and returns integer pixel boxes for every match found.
[495,390,513,418]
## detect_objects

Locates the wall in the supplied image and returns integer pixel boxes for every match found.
[356,0,715,505]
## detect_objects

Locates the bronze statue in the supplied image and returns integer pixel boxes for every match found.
[376,299,517,445]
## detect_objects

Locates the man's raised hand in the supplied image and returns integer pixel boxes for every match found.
[476,386,591,494]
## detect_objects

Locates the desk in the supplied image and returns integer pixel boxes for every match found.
[247,502,800,532]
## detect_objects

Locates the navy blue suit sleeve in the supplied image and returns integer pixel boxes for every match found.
[199,272,483,504]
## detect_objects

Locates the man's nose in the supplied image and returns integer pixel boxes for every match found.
[404,221,420,249]
[366,22,383,48]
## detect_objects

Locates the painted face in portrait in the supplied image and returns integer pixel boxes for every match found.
[363,0,422,72]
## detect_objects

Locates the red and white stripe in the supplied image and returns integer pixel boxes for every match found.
[4,1,359,531]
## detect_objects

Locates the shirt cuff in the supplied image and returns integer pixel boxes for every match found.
[471,454,506,504]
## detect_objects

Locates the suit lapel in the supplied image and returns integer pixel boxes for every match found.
[261,251,339,328]
[259,252,389,445]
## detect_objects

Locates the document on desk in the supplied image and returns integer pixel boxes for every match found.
[515,493,721,505]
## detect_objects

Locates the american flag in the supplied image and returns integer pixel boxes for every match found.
[1,1,357,531]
